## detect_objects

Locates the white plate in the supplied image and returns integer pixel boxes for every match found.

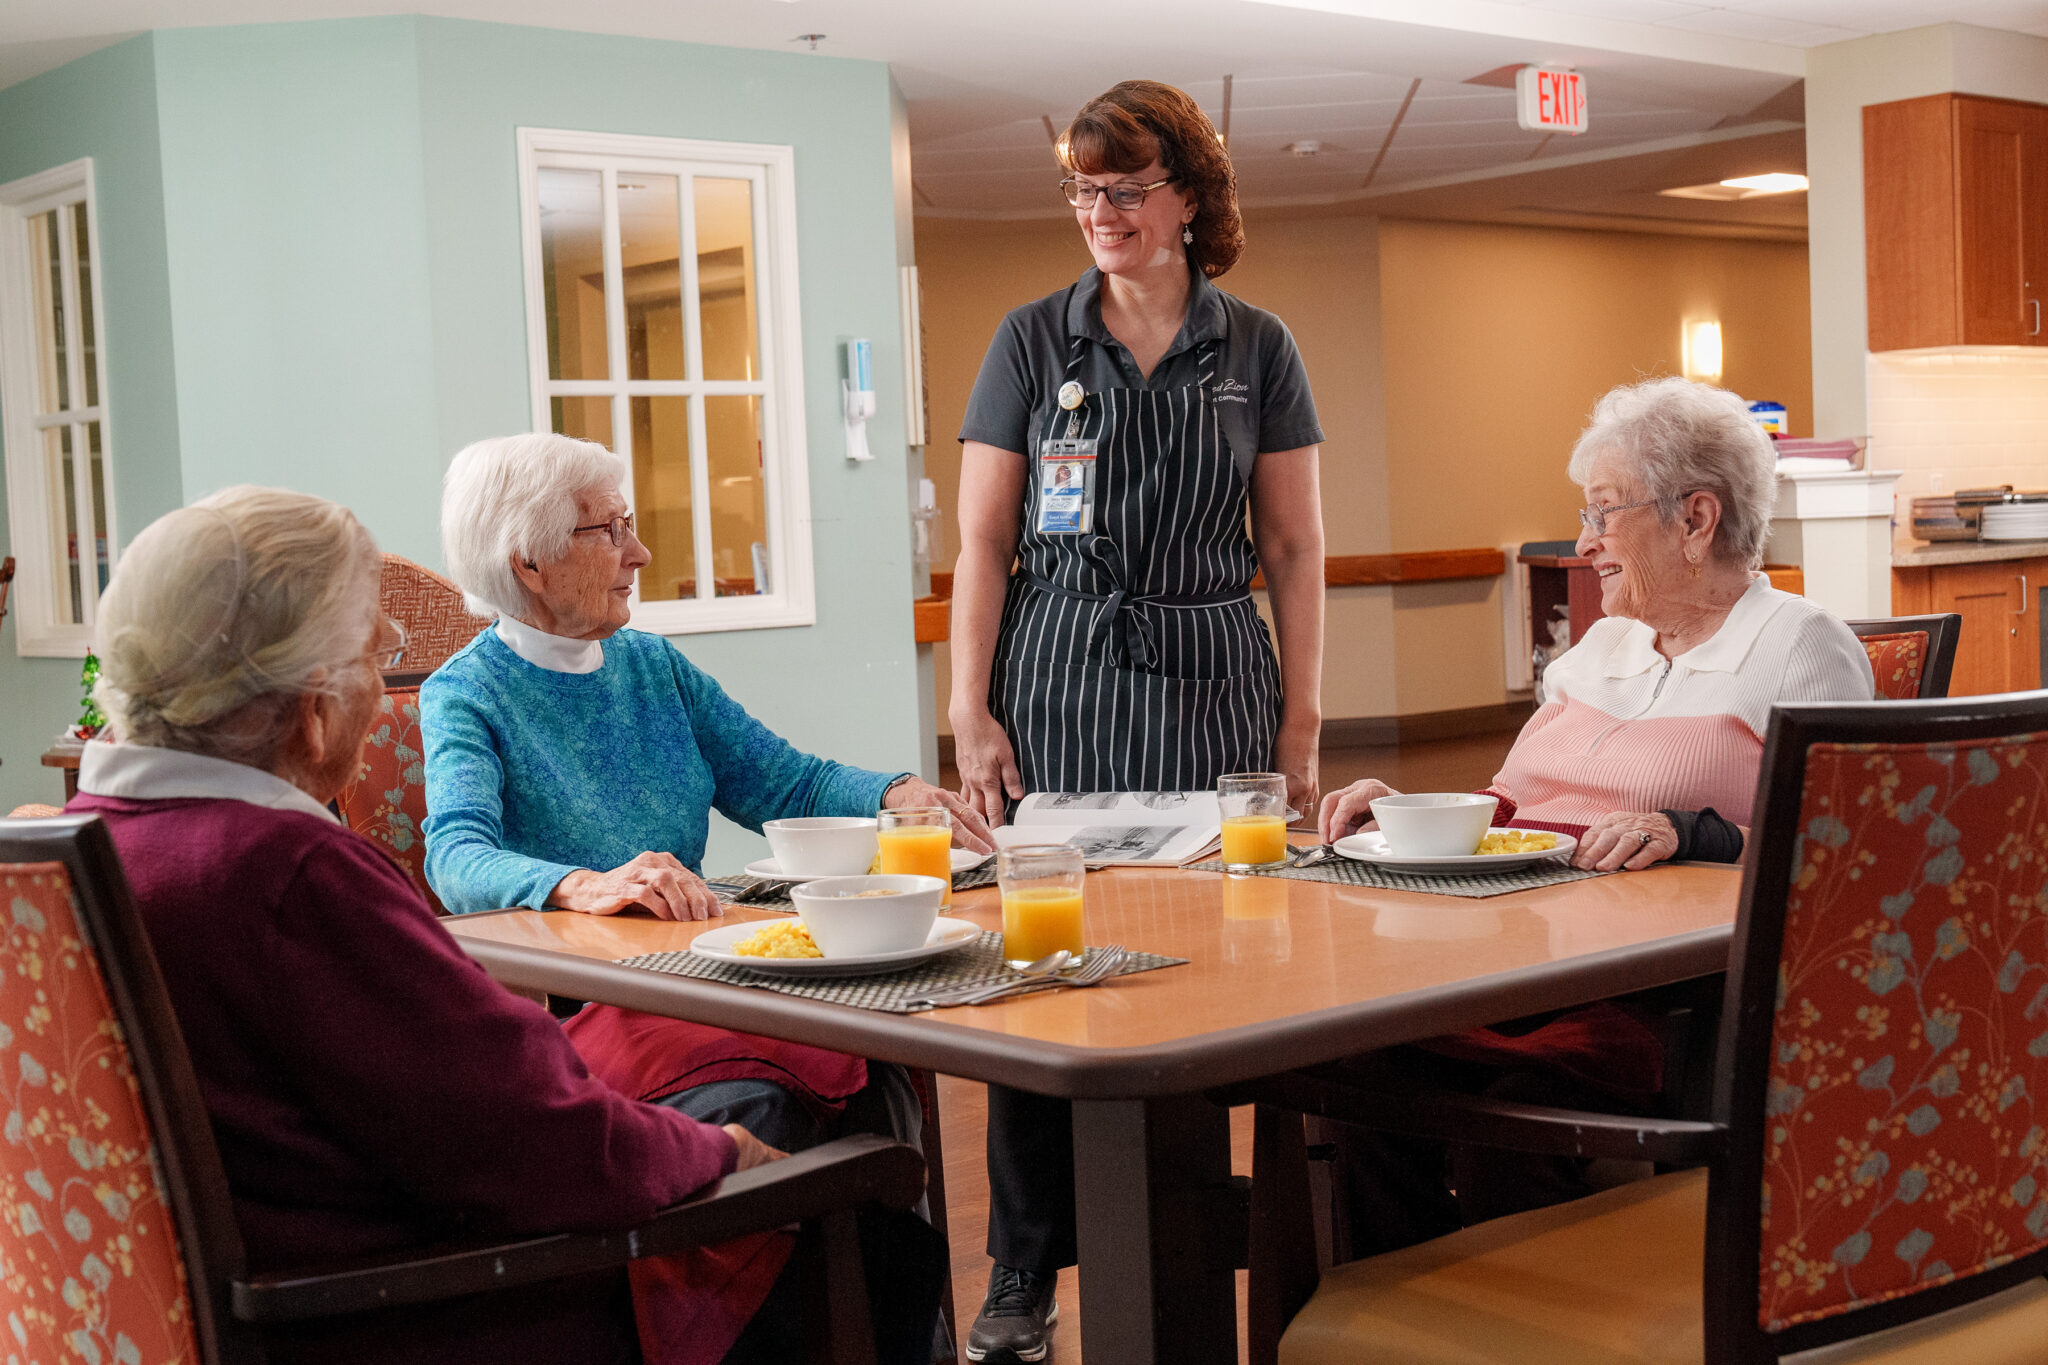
[690,915,982,976]
[1333,828,1577,874]
[744,848,988,882]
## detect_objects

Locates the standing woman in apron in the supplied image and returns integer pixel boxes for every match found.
[949,80,1327,1362]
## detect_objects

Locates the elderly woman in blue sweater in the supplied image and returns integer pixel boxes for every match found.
[422,432,992,1166]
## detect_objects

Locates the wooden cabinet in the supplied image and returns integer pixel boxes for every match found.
[1865,93,2048,351]
[1893,556,2048,695]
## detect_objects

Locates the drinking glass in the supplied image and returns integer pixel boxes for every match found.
[998,844,1086,970]
[1218,772,1290,871]
[877,807,954,908]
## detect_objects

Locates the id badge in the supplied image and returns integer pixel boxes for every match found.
[1035,439,1098,535]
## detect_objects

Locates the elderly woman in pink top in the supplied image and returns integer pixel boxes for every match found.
[1313,377,1874,1256]
[1321,375,1873,869]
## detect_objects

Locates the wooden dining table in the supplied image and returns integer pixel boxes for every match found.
[443,861,1742,1365]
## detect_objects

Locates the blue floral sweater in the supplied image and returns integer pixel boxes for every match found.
[421,627,903,914]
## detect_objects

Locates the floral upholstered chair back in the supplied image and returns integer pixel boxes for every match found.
[334,685,442,914]
[1759,732,2048,1333]
[1,861,202,1363]
[1859,632,1930,701]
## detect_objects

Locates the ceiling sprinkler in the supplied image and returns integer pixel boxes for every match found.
[795,33,826,50]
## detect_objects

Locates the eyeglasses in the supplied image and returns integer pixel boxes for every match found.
[1060,176,1175,210]
[373,618,408,671]
[1577,496,1681,537]
[570,511,637,548]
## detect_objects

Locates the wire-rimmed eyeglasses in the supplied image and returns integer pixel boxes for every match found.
[375,618,408,671]
[570,511,637,548]
[1577,496,1671,537]
[1060,176,1175,210]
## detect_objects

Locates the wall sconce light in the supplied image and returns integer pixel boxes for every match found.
[1683,319,1723,382]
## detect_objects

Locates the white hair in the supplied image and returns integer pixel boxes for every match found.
[440,433,627,619]
[93,485,381,768]
[1567,377,1778,570]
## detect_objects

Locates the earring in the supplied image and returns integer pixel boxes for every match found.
[1183,225,1194,245]
[1688,554,1700,579]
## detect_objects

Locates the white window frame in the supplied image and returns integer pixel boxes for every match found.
[0,157,117,658]
[516,128,815,634]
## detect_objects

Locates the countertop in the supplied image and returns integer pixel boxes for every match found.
[1893,539,2048,568]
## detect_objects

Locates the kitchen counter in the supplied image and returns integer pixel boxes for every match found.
[1893,539,2048,568]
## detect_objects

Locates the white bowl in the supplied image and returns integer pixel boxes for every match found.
[763,817,879,877]
[791,875,947,957]
[1367,793,1499,858]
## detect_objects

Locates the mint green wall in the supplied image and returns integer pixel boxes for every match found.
[3,18,924,867]
[150,23,444,559]
[0,36,181,813]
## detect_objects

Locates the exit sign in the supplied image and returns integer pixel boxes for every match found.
[1516,66,1588,134]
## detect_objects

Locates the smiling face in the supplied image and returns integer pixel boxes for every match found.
[1072,157,1196,279]
[1574,453,1690,623]
[517,483,650,639]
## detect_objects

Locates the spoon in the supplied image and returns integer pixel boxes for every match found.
[957,950,1077,1005]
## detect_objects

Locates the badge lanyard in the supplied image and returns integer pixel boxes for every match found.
[1036,378,1097,535]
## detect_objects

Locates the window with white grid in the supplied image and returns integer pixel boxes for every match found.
[517,128,814,634]
[0,158,117,658]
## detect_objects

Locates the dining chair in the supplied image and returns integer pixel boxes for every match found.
[0,812,927,1365]
[379,552,491,673]
[333,669,443,912]
[1848,613,1962,700]
[1223,690,2048,1364]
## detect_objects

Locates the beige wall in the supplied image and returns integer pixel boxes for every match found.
[914,209,1811,729]
[1377,219,1813,711]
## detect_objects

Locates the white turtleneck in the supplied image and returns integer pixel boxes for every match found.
[495,614,604,675]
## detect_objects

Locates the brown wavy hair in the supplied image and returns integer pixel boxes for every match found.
[1057,80,1243,279]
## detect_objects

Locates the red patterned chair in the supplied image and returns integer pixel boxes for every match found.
[0,811,927,1364]
[379,553,490,673]
[333,671,439,912]
[1228,691,2048,1364]
[1849,613,1962,701]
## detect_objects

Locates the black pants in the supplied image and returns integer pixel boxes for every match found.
[1324,1046,1651,1259]
[984,1084,1078,1272]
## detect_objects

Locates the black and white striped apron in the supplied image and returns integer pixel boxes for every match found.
[989,328,1281,796]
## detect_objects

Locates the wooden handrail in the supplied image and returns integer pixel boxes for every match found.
[915,549,1505,644]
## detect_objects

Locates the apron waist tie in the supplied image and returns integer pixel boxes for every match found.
[1021,573,1251,670]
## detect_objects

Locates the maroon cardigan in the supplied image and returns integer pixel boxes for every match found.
[73,793,741,1365]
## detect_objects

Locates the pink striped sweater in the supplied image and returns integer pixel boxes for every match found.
[1493,579,1875,828]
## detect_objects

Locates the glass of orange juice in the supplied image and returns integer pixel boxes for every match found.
[998,844,1086,969]
[1218,772,1290,871]
[877,806,955,907]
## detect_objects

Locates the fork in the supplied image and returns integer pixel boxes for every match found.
[1290,842,1336,869]
[950,945,1130,1007]
[730,878,796,905]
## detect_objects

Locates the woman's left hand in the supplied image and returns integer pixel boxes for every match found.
[884,776,997,854]
[1573,811,1679,871]
[1275,721,1320,822]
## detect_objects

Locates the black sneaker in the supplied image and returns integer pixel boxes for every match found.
[963,1263,1059,1363]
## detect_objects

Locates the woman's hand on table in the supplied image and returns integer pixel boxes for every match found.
[950,708,1022,831]
[1573,812,1679,871]
[1318,779,1402,845]
[549,852,723,921]
[722,1124,789,1171]
[884,775,997,854]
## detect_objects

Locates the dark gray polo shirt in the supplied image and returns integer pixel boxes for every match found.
[959,266,1323,481]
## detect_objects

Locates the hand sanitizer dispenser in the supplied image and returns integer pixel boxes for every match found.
[844,338,875,462]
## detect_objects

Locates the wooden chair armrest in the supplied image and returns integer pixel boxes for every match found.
[1210,1073,1726,1165]
[232,1132,924,1324]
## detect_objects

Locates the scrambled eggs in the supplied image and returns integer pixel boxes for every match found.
[733,921,824,959]
[1476,831,1559,855]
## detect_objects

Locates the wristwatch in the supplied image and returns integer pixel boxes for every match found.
[881,773,917,808]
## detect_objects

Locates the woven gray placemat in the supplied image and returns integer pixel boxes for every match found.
[704,859,998,911]
[1184,851,1611,899]
[616,931,1184,1013]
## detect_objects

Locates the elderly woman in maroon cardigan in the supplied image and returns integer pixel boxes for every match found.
[64,485,939,1365]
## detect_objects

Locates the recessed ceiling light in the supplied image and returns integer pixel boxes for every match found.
[1719,173,1807,195]
[1284,140,1323,158]
[1659,172,1807,201]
